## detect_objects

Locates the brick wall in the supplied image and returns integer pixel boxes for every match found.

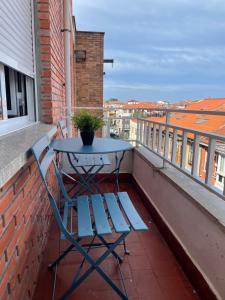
[0,156,56,299]
[0,1,75,298]
[75,31,104,109]
[37,0,75,124]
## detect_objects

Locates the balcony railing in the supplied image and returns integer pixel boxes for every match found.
[60,106,225,200]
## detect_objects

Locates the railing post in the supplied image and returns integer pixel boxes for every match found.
[181,130,187,169]
[139,120,143,144]
[106,118,111,137]
[148,122,152,149]
[122,118,125,139]
[158,125,163,155]
[152,124,157,151]
[136,118,140,145]
[191,134,200,177]
[143,121,147,145]
[163,111,171,167]
[205,138,216,186]
[171,129,178,164]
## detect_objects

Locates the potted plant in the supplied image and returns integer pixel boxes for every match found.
[72,110,104,145]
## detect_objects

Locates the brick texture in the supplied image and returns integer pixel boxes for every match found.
[0,157,56,299]
[0,1,75,298]
[37,0,75,124]
[75,31,104,109]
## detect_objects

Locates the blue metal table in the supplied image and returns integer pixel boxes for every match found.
[52,137,134,195]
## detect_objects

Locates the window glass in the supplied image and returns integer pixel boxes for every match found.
[220,156,225,173]
[0,64,35,135]
[4,66,29,119]
[218,174,223,183]
[0,73,2,120]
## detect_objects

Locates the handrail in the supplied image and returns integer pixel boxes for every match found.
[137,117,225,142]
[59,105,225,200]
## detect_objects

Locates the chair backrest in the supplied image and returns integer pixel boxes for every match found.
[58,119,68,138]
[31,135,73,240]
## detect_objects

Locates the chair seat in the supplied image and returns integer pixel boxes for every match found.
[72,154,111,167]
[61,192,148,240]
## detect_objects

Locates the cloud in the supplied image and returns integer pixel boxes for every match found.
[74,0,225,101]
[104,81,223,92]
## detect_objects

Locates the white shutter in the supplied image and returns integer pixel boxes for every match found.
[0,0,34,77]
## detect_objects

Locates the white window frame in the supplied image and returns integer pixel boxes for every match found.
[0,1,38,137]
[0,63,36,137]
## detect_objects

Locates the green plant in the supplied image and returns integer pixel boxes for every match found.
[72,110,105,132]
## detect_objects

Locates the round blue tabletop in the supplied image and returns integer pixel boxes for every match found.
[52,137,134,154]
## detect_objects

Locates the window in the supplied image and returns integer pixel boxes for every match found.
[218,175,223,183]
[219,156,225,173]
[0,76,3,121]
[0,64,35,135]
[4,66,28,119]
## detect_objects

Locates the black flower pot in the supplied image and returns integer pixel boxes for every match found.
[80,131,94,145]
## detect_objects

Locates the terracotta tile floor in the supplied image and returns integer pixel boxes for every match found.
[33,182,200,300]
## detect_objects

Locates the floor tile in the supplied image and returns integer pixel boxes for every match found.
[33,182,200,300]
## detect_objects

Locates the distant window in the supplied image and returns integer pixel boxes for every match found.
[75,50,86,63]
[218,174,223,183]
[220,156,225,173]
[0,76,2,120]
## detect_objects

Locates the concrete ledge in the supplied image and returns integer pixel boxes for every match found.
[135,145,225,232]
[0,123,57,188]
[133,145,225,300]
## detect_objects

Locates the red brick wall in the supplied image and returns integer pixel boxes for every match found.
[0,157,56,299]
[37,0,75,124]
[0,1,76,298]
[75,31,104,109]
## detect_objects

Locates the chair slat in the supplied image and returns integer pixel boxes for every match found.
[117,192,148,231]
[73,154,111,167]
[32,135,50,160]
[77,195,93,238]
[104,193,130,233]
[91,194,112,236]
[58,119,68,138]
[40,148,55,178]
[61,201,69,240]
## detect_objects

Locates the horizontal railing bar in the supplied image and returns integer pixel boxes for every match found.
[137,118,225,142]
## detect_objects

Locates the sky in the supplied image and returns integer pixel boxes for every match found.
[73,0,225,103]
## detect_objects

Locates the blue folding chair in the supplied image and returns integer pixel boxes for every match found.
[32,135,148,300]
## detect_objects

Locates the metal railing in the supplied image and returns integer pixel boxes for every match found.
[60,106,225,200]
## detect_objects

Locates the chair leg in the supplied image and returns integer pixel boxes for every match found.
[98,235,124,263]
[60,232,129,300]
[123,239,130,255]
[48,243,75,270]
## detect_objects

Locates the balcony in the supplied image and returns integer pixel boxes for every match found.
[33,181,199,300]
[30,107,225,299]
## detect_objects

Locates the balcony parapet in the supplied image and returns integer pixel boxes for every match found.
[133,146,225,300]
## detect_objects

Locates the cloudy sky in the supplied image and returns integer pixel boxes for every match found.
[73,0,225,102]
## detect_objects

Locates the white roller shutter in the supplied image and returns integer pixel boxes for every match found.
[0,0,34,77]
